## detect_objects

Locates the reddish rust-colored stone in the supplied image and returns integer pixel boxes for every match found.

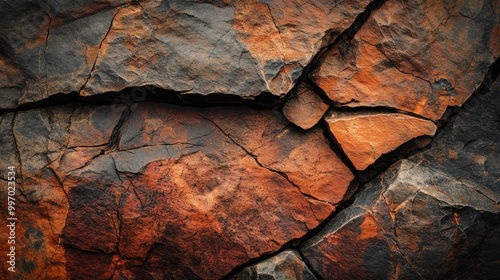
[311,0,499,121]
[283,81,330,130]
[324,112,437,171]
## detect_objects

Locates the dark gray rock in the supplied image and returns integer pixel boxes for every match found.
[229,250,317,280]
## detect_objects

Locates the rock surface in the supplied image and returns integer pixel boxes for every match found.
[324,111,437,171]
[0,103,353,279]
[299,80,500,279]
[283,81,330,130]
[311,0,499,121]
[0,0,499,279]
[0,0,373,108]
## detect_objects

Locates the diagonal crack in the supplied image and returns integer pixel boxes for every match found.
[108,106,132,150]
[296,248,327,280]
[391,193,426,280]
[44,0,52,97]
[361,39,434,89]
[197,113,333,206]
[207,27,232,61]
[79,8,121,95]
[65,106,131,173]
[265,3,286,64]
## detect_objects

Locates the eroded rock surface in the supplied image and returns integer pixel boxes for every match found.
[0,0,373,108]
[311,0,499,121]
[325,111,437,171]
[299,80,500,279]
[0,103,353,279]
[0,0,499,279]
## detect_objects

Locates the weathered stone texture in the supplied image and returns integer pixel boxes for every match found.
[299,81,500,279]
[0,103,353,279]
[311,0,499,121]
[0,0,499,279]
[0,0,373,108]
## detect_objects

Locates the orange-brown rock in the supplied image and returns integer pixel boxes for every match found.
[324,111,437,170]
[298,79,500,280]
[0,0,373,109]
[311,0,499,121]
[0,103,353,279]
[0,0,498,279]
[283,81,330,130]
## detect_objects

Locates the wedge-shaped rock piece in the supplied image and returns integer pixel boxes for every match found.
[324,112,437,170]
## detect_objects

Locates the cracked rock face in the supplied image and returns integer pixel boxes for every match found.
[311,0,499,121]
[0,0,499,279]
[299,81,500,279]
[0,103,353,279]
[0,0,373,108]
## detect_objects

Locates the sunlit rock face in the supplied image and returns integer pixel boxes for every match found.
[0,0,498,279]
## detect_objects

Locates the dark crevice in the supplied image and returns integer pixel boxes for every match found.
[0,86,283,116]
[302,0,387,80]
[222,39,500,280]
[326,105,435,123]
[319,118,359,178]
[0,91,80,115]
[296,248,325,280]
[278,0,388,109]
[108,106,132,150]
